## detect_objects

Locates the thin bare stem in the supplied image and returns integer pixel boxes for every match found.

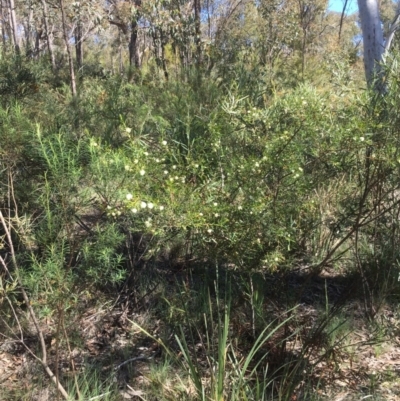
[0,210,70,399]
[62,318,81,399]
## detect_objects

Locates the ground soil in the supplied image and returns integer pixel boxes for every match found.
[1,268,400,401]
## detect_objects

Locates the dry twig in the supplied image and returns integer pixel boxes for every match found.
[0,209,70,399]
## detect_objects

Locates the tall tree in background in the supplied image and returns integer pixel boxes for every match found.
[41,0,56,71]
[357,0,384,87]
[8,0,19,53]
[357,0,400,89]
[0,0,363,90]
[72,0,105,71]
[297,0,327,79]
[59,0,77,95]
[75,20,84,69]
[24,0,34,56]
[129,0,141,69]
[194,0,201,68]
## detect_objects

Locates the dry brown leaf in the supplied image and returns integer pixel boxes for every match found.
[333,392,350,401]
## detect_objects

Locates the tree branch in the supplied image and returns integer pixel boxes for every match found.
[384,11,400,56]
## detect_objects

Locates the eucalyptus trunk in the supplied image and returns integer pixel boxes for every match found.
[194,0,202,67]
[1,0,7,54]
[129,19,140,68]
[25,2,33,56]
[357,0,384,88]
[59,0,77,96]
[8,0,19,53]
[75,21,83,69]
[129,0,141,69]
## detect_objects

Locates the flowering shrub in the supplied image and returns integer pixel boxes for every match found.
[78,83,375,273]
[4,75,400,292]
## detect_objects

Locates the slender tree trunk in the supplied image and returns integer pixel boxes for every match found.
[35,28,41,58]
[160,30,168,80]
[194,0,202,68]
[8,0,19,54]
[152,28,168,80]
[301,28,306,80]
[25,3,33,56]
[383,6,400,60]
[338,0,349,41]
[129,19,140,68]
[357,0,384,88]
[1,0,7,54]
[206,0,211,40]
[298,1,312,81]
[41,0,56,71]
[129,0,141,69]
[119,30,123,74]
[6,2,13,49]
[110,51,114,75]
[59,0,77,96]
[75,21,83,69]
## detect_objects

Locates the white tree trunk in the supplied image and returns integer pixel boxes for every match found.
[357,0,384,87]
[8,0,19,53]
[59,0,77,96]
[384,4,400,58]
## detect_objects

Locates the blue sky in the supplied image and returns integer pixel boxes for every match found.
[328,0,358,14]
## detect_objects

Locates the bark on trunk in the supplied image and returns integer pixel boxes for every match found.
[59,0,77,96]
[383,6,400,58]
[1,0,7,54]
[119,30,124,74]
[75,22,83,69]
[160,31,169,80]
[8,0,19,54]
[129,0,141,68]
[35,28,41,58]
[129,20,140,68]
[25,3,33,56]
[194,0,202,67]
[357,0,384,87]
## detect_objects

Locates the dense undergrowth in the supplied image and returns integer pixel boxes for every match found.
[2,56,400,400]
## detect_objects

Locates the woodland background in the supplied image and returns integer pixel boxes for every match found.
[2,0,400,400]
